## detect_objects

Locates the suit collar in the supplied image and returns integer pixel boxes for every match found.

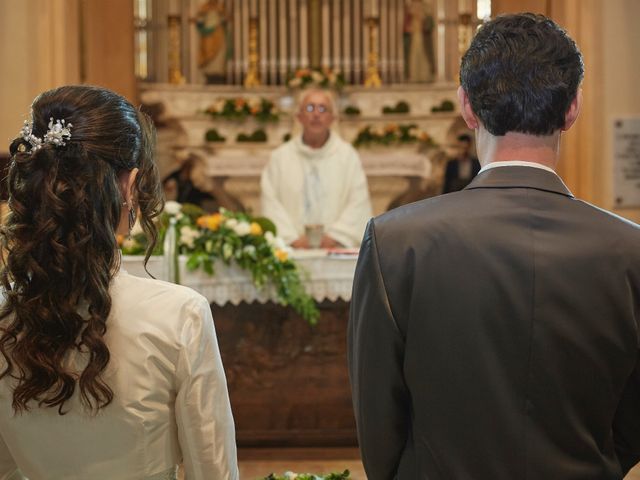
[464,165,574,198]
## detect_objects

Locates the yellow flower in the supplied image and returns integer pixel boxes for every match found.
[275,249,288,262]
[207,213,223,231]
[197,213,223,231]
[250,222,263,236]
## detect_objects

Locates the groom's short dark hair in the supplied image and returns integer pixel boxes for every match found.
[460,13,584,136]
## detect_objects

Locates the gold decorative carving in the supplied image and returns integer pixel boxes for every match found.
[244,18,261,87]
[364,17,382,88]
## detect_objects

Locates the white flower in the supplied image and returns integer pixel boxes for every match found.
[273,237,287,250]
[233,221,251,236]
[311,71,324,83]
[372,126,385,137]
[164,200,182,216]
[288,77,302,88]
[123,237,139,251]
[247,97,261,110]
[264,231,275,245]
[213,99,226,112]
[179,226,199,249]
[284,472,298,480]
[408,127,420,138]
[243,245,256,257]
[225,218,238,229]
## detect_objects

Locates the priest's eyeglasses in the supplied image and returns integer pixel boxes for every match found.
[303,103,331,114]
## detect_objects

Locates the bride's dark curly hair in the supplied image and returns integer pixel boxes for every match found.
[0,85,163,414]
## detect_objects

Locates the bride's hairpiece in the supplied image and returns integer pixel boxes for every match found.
[18,117,73,153]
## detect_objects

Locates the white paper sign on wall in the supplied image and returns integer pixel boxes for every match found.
[613,117,640,208]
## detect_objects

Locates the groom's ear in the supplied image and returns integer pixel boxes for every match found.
[457,86,479,130]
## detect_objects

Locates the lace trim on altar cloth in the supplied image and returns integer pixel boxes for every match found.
[147,466,178,480]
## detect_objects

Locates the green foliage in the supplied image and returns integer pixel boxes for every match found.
[353,123,436,149]
[431,99,455,113]
[204,97,280,123]
[237,129,268,143]
[205,128,226,142]
[287,68,346,91]
[382,100,411,115]
[262,470,351,480]
[123,203,320,325]
[343,105,361,116]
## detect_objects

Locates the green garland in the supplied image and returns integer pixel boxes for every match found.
[262,470,351,480]
[120,203,320,325]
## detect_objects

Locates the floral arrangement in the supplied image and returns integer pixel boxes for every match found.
[262,470,351,480]
[119,202,320,325]
[382,101,410,115]
[352,123,436,149]
[204,128,226,142]
[431,99,455,113]
[343,105,361,116]
[287,68,345,91]
[236,129,268,143]
[204,97,280,123]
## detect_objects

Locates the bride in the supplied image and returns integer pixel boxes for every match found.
[0,85,238,480]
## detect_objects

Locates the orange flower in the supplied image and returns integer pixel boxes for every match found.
[250,222,263,236]
[385,123,399,133]
[196,216,208,228]
[197,213,223,231]
[274,249,288,262]
[116,234,125,247]
[296,68,310,78]
[250,106,260,115]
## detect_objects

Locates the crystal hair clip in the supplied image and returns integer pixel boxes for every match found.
[18,117,73,153]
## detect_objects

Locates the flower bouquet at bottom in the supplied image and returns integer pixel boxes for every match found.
[262,470,351,480]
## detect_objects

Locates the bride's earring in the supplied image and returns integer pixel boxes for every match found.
[122,201,136,233]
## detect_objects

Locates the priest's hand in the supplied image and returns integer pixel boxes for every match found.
[291,236,310,249]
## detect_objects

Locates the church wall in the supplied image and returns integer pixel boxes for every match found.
[493,0,640,222]
[0,0,80,153]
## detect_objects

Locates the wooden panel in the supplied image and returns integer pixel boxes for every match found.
[215,300,357,447]
[83,0,136,100]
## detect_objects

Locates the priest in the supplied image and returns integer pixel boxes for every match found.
[261,89,372,248]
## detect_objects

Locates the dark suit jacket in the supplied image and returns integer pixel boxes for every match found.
[442,156,481,193]
[348,166,640,480]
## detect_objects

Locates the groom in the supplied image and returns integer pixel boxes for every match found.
[349,12,640,480]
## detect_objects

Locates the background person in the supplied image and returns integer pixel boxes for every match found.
[260,88,372,249]
[349,13,640,480]
[0,85,238,480]
[442,132,480,193]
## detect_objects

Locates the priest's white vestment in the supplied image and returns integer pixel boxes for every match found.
[260,133,372,247]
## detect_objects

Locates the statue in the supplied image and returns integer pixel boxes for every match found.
[403,0,436,83]
[196,0,231,84]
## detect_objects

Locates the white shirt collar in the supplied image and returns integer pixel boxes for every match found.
[479,160,558,176]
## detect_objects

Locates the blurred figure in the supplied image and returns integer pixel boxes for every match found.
[163,157,243,212]
[442,133,480,193]
[261,88,372,248]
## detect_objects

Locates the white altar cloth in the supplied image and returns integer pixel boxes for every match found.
[121,251,357,305]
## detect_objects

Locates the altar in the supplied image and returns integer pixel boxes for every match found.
[123,253,360,446]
